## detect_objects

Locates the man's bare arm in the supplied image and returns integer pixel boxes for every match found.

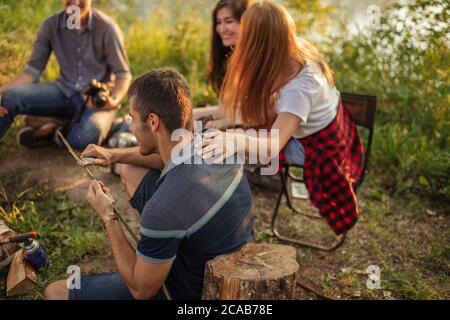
[82,145,164,170]
[0,72,33,95]
[87,181,171,300]
[111,77,130,104]
[111,147,164,169]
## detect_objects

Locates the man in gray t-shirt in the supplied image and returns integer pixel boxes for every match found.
[44,68,254,300]
[0,0,131,149]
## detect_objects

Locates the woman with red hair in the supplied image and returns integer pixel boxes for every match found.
[199,1,364,235]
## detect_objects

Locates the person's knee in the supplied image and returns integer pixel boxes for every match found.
[66,124,101,150]
[119,164,141,198]
[119,164,132,186]
[1,88,21,115]
[44,280,68,300]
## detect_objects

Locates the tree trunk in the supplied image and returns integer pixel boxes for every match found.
[202,243,299,300]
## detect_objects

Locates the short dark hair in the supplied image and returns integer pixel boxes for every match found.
[128,68,193,133]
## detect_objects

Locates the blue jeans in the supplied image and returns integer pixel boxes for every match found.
[68,272,166,300]
[0,82,115,149]
[284,138,305,165]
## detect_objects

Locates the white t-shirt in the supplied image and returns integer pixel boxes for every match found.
[276,62,340,138]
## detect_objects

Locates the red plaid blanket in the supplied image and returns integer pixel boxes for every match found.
[281,100,364,235]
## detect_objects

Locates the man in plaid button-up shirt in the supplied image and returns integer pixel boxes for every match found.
[0,0,131,149]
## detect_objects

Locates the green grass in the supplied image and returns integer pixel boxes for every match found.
[0,0,216,107]
[0,171,107,300]
[1,0,448,200]
[0,148,448,300]
[0,0,449,300]
[252,173,449,300]
[0,119,22,162]
[330,0,450,200]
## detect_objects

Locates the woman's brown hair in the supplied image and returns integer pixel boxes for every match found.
[207,0,252,94]
[220,1,334,127]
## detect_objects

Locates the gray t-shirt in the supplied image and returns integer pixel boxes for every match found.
[276,62,340,138]
[24,9,131,97]
[137,153,254,299]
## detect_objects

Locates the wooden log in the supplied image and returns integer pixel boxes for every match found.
[6,249,37,297]
[0,220,18,271]
[202,243,299,300]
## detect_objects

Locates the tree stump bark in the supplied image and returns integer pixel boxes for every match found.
[202,243,299,300]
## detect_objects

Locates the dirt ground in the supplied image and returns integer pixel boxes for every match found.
[1,144,448,300]
[0,145,320,299]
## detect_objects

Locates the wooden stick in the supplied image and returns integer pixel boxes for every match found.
[56,132,171,299]
[56,131,138,242]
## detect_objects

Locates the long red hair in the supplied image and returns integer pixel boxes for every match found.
[220,1,334,127]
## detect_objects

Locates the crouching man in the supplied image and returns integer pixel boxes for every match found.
[0,0,131,149]
[44,68,254,300]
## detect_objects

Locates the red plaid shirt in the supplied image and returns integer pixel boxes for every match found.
[283,100,364,235]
